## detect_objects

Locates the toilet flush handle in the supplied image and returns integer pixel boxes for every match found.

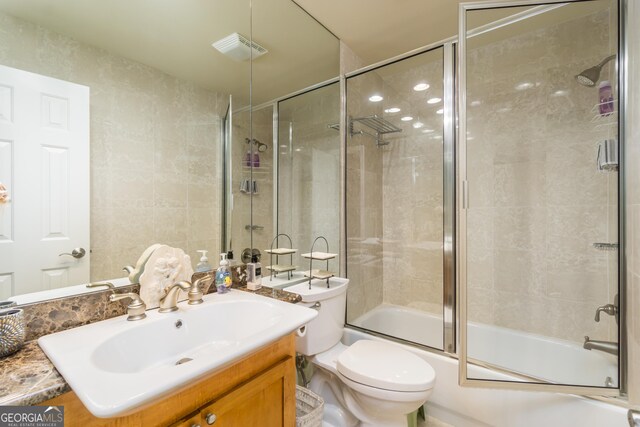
[311,302,321,310]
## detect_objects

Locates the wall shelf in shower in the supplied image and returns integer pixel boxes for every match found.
[593,242,618,251]
[329,115,403,146]
[590,101,618,130]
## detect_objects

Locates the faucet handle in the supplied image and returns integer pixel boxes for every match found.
[594,304,618,322]
[109,292,147,321]
[180,280,204,305]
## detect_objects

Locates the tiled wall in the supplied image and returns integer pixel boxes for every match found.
[466,10,618,343]
[380,52,444,315]
[625,0,640,408]
[0,12,226,286]
[345,67,385,323]
[277,83,341,272]
[230,108,274,259]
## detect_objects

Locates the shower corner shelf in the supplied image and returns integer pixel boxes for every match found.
[590,101,618,128]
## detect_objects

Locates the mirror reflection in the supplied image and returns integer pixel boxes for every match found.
[0,0,339,304]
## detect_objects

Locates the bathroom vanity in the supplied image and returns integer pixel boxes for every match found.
[42,333,296,427]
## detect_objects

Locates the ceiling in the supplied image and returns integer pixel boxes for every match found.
[294,0,526,66]
[0,0,340,105]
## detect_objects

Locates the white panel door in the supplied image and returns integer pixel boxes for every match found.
[0,64,89,297]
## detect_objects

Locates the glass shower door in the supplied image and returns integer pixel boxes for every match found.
[459,0,620,393]
[345,46,454,351]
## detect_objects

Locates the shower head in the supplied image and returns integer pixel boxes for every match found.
[575,55,616,87]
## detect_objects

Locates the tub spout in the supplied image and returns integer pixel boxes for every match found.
[583,336,618,356]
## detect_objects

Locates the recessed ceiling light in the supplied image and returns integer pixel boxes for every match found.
[369,94,384,102]
[280,145,287,148]
[470,100,482,107]
[384,107,401,113]
[427,97,442,104]
[551,89,568,97]
[413,122,424,129]
[401,116,413,121]
[515,82,534,91]
[422,129,435,134]
[413,83,430,91]
[436,109,444,115]
[295,148,302,152]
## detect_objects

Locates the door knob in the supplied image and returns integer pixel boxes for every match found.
[205,413,217,425]
[59,248,86,259]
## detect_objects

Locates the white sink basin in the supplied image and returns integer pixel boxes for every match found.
[38,290,316,418]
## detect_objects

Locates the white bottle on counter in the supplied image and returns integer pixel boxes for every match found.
[246,254,262,291]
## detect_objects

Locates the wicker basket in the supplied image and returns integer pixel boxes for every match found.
[296,385,324,427]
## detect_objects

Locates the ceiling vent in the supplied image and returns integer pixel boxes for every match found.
[212,33,268,61]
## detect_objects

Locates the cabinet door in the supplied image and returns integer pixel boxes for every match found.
[171,411,202,427]
[198,357,295,427]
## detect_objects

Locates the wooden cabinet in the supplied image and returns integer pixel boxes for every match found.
[44,334,296,427]
[172,357,294,427]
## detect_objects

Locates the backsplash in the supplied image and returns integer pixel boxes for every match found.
[20,285,138,342]
[16,266,251,343]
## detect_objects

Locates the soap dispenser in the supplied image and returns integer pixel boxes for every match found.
[215,253,232,294]
[196,250,213,272]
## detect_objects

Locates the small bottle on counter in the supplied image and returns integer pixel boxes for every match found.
[246,254,262,291]
[215,253,231,294]
[195,250,212,272]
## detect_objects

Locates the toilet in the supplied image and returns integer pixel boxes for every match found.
[288,278,436,427]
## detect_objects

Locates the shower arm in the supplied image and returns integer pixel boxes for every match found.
[597,54,616,69]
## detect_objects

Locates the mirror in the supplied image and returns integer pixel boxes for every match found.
[461,0,620,390]
[0,0,338,304]
[223,0,340,281]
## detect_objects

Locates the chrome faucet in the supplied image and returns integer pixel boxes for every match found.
[159,280,204,313]
[583,336,618,356]
[109,292,147,321]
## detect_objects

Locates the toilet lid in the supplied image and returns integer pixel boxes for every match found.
[336,340,436,392]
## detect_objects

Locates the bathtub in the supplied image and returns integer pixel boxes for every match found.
[348,304,626,426]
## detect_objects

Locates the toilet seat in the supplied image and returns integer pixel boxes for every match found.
[337,340,436,392]
[336,370,433,403]
[312,339,436,396]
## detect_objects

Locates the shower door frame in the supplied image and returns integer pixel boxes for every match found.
[457,0,625,397]
[341,41,458,355]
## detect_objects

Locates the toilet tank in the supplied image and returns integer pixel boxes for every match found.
[284,277,349,356]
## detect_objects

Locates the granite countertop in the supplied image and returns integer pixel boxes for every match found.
[0,341,69,406]
[0,286,301,407]
[235,284,302,303]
